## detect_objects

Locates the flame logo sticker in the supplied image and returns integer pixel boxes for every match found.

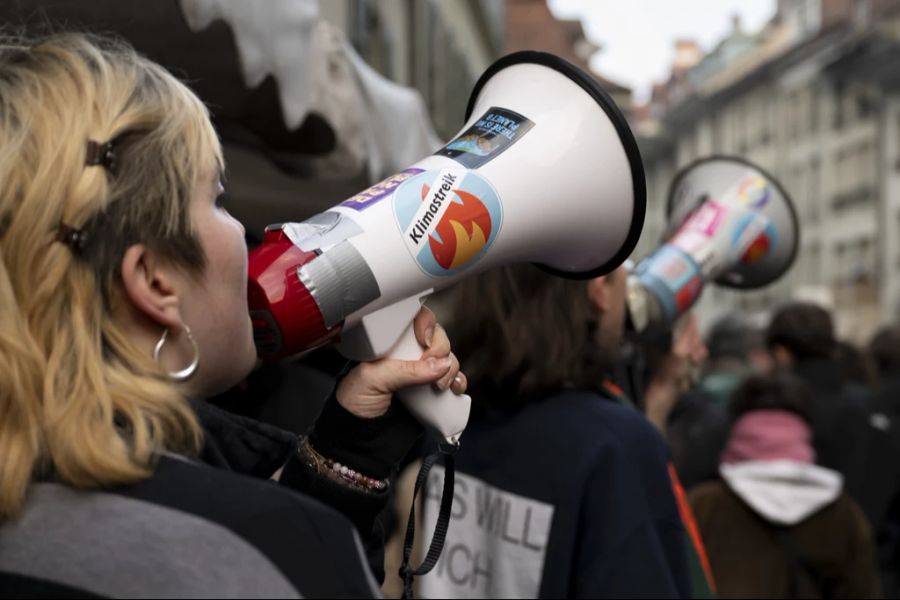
[394,169,502,277]
[740,228,774,265]
[421,184,492,270]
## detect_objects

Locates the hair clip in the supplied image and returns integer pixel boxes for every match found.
[85,139,116,171]
[57,223,88,252]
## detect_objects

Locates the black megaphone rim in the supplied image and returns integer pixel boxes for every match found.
[664,154,800,290]
[465,50,647,281]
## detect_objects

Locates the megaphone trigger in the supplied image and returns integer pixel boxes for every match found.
[389,318,472,447]
[336,295,472,446]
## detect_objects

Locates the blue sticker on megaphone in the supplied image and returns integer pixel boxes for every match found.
[731,213,777,265]
[436,107,534,169]
[393,169,503,277]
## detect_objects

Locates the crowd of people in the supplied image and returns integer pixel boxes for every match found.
[664,304,900,599]
[1,31,897,600]
[418,263,897,598]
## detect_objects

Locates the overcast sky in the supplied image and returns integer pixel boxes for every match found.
[548,0,777,102]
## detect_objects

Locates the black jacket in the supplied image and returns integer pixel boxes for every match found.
[419,387,692,599]
[0,395,420,598]
[666,386,731,490]
[793,359,885,518]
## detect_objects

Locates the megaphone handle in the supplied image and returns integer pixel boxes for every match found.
[389,319,472,447]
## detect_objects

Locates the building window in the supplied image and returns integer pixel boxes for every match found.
[854,0,871,28]
[810,242,821,283]
[804,89,815,136]
[810,86,819,133]
[833,83,846,129]
[896,113,900,172]
[809,157,820,222]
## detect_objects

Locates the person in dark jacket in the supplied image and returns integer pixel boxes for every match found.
[765,303,873,508]
[689,372,881,599]
[0,33,466,597]
[418,264,692,599]
[658,313,750,490]
[867,326,900,598]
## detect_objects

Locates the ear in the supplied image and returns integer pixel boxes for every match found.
[120,245,184,333]
[587,275,610,313]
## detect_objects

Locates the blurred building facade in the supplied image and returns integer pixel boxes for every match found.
[636,0,900,341]
[505,0,632,110]
[321,0,633,138]
[320,0,504,140]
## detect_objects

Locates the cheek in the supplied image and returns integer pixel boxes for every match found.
[198,217,255,383]
[219,221,252,342]
[211,214,249,297]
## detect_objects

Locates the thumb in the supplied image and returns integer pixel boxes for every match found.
[374,356,452,393]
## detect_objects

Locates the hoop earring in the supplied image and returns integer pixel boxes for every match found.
[153,326,199,383]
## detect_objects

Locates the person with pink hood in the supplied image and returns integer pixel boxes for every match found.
[689,372,881,598]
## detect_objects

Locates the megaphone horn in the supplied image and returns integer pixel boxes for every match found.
[248,51,646,443]
[628,155,799,332]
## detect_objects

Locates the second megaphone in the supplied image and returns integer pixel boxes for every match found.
[627,156,799,333]
[248,51,645,444]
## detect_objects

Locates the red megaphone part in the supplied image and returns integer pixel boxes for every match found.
[247,228,342,360]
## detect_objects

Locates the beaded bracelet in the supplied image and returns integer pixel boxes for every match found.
[298,439,388,492]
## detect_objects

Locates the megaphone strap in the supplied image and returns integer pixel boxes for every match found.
[399,450,456,599]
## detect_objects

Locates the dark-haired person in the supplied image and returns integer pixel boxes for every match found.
[664,314,767,490]
[765,303,873,506]
[835,339,877,389]
[689,373,881,598]
[418,265,692,599]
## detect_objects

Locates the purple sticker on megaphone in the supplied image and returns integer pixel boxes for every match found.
[339,168,425,211]
[736,174,771,209]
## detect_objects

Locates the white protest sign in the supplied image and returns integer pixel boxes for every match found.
[419,467,555,599]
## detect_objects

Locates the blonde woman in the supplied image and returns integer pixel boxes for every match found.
[0,33,465,597]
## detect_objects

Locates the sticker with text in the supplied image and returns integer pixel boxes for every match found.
[436,107,535,169]
[393,169,502,277]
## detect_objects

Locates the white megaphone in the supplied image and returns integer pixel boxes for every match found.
[627,156,799,333]
[248,51,645,445]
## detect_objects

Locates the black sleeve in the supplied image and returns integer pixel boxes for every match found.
[279,392,423,583]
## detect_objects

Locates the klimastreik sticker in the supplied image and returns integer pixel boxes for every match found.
[393,169,502,277]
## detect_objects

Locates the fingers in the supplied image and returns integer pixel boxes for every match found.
[434,352,460,391]
[336,355,455,419]
[421,323,451,361]
[450,370,467,395]
[673,313,707,365]
[387,306,466,395]
[413,306,453,361]
[413,306,438,350]
[371,355,452,393]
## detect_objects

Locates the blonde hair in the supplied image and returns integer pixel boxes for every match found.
[0,32,222,518]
